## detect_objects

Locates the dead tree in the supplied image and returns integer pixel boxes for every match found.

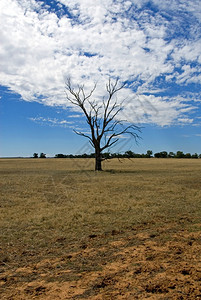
[65,77,141,171]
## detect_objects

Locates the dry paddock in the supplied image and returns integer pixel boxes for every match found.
[0,158,201,299]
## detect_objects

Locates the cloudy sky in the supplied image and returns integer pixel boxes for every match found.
[1,0,201,157]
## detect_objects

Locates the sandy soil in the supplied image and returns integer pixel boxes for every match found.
[1,225,201,300]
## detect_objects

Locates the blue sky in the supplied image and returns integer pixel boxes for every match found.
[0,0,201,157]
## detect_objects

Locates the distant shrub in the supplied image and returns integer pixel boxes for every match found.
[154,151,168,158]
[191,153,198,159]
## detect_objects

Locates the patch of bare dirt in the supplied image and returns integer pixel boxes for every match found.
[0,227,201,299]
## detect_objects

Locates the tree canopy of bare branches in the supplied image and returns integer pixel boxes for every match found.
[65,77,141,171]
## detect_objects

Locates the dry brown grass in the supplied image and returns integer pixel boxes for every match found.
[0,158,201,299]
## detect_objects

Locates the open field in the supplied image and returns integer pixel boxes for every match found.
[0,158,201,299]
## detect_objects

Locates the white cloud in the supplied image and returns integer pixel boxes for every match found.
[121,93,194,126]
[29,117,73,127]
[173,43,201,64]
[0,0,201,126]
[68,114,82,118]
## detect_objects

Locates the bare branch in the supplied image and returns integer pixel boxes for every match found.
[101,124,141,152]
[73,130,93,142]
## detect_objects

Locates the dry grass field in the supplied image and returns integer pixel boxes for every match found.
[0,158,201,299]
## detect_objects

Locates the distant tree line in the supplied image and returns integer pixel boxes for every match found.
[33,153,46,158]
[153,151,199,159]
[54,150,201,159]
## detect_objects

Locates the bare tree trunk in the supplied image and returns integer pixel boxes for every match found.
[95,149,102,171]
